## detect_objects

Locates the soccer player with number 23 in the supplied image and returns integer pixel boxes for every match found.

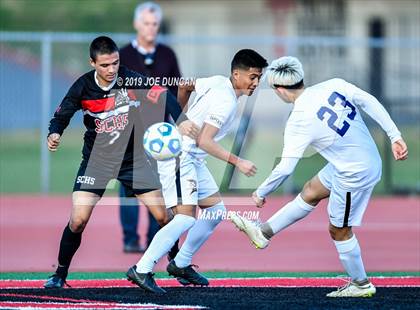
[231,56,408,298]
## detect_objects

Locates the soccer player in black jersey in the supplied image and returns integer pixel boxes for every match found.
[44,36,198,292]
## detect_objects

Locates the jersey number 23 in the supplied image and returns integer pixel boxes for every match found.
[316,92,356,137]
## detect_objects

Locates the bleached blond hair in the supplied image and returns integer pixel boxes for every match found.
[265,56,304,88]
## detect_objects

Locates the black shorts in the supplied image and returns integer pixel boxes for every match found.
[73,156,161,197]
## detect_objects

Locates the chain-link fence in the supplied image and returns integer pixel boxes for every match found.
[0,32,419,194]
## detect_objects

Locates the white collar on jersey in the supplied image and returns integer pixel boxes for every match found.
[131,39,156,55]
[94,71,117,91]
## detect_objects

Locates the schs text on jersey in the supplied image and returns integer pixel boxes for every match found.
[95,113,129,133]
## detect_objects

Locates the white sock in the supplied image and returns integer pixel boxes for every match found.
[174,202,225,268]
[266,194,314,235]
[136,214,195,273]
[334,234,367,282]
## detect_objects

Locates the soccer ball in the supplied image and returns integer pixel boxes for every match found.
[143,122,182,161]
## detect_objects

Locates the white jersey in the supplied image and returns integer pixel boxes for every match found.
[182,75,238,159]
[257,78,401,197]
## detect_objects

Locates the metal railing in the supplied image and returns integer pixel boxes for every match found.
[1,32,419,193]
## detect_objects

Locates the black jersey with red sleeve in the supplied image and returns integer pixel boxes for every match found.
[48,66,187,162]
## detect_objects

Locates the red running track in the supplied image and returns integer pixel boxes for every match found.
[0,195,419,272]
[1,277,419,289]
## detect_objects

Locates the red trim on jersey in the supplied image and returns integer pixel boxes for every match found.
[127,89,137,100]
[147,85,166,104]
[81,97,115,113]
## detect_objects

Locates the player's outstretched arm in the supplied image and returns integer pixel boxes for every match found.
[392,138,408,161]
[353,88,409,160]
[196,123,257,177]
[47,133,61,152]
[351,85,402,144]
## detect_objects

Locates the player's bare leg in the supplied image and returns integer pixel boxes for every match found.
[327,224,376,297]
[300,175,330,205]
[70,191,101,232]
[303,174,375,297]
[136,189,168,226]
[44,191,100,288]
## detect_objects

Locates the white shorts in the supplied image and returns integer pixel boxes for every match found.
[157,153,219,208]
[318,163,375,228]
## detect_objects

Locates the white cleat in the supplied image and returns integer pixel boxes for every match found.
[230,213,269,249]
[326,281,376,297]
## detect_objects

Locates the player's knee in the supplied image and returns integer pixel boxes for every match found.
[329,224,352,241]
[301,181,320,205]
[172,204,196,218]
[69,218,88,233]
[156,217,168,227]
[154,212,169,227]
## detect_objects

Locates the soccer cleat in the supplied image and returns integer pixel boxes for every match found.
[166,241,190,286]
[44,274,69,288]
[175,277,192,286]
[126,266,166,294]
[167,260,209,286]
[230,213,269,249]
[326,281,376,297]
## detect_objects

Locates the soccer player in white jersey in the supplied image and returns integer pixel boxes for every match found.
[231,56,408,298]
[127,49,268,293]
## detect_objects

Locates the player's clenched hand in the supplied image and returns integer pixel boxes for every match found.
[47,133,61,152]
[392,138,408,161]
[178,120,200,139]
[237,159,257,177]
[252,191,266,208]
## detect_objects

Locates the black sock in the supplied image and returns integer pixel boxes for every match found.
[168,239,179,260]
[55,265,69,279]
[56,224,82,278]
[260,223,274,240]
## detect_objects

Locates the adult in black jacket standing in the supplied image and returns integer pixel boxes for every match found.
[119,2,182,253]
